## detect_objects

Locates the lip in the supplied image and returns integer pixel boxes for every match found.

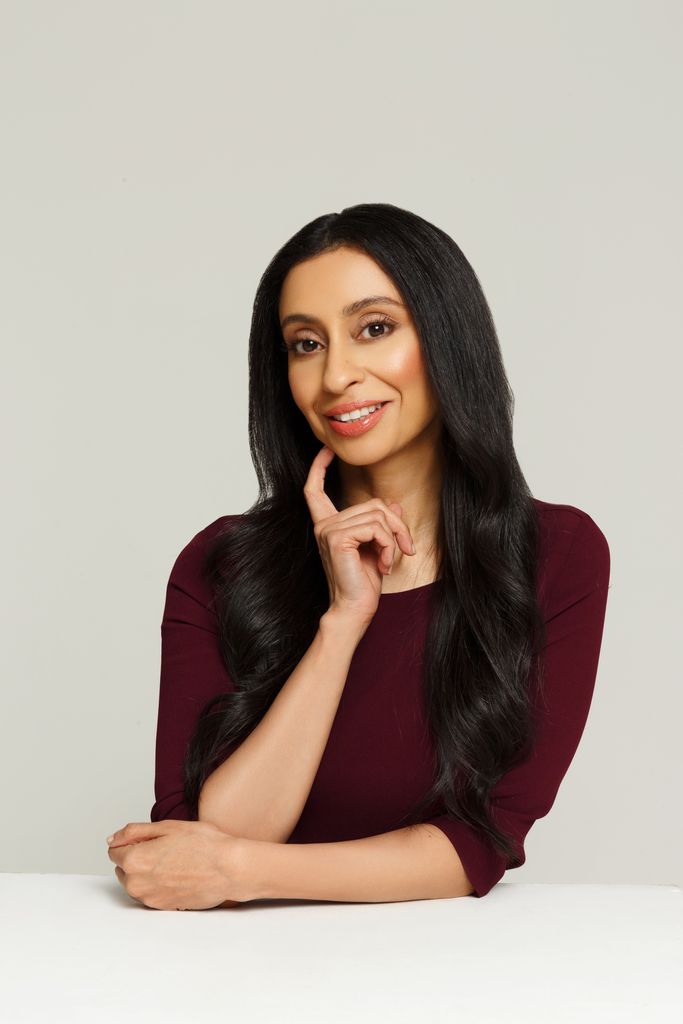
[326,401,391,438]
[323,399,389,416]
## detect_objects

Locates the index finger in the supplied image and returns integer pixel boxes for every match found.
[303,445,338,524]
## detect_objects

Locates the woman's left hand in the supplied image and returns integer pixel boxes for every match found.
[106,819,247,911]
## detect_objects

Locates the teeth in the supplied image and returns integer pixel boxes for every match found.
[331,403,383,422]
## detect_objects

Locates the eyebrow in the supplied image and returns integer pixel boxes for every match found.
[280,295,404,330]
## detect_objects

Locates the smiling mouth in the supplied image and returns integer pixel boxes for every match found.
[325,401,391,437]
[327,401,388,422]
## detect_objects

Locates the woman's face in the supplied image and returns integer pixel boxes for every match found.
[278,246,440,464]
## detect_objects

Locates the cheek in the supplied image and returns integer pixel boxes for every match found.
[287,369,312,411]
[386,343,427,393]
[288,371,325,433]
[397,346,424,382]
[385,346,437,425]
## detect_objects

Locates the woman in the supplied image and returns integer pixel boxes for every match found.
[107,203,610,910]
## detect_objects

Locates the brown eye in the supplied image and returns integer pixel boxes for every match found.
[283,337,322,356]
[360,316,395,340]
[284,314,396,357]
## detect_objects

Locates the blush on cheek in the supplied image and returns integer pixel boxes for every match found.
[388,342,425,387]
[404,347,424,376]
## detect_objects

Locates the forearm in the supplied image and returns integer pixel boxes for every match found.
[236,824,475,903]
[197,610,366,844]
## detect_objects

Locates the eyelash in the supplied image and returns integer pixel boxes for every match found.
[280,314,397,357]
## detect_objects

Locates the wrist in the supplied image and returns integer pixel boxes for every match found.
[229,835,277,903]
[320,607,371,643]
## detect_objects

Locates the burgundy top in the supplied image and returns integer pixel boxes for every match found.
[151,498,610,898]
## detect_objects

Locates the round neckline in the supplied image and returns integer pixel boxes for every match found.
[379,578,441,598]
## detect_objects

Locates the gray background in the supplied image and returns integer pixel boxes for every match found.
[2,0,680,886]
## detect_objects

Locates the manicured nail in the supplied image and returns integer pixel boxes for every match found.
[106,835,114,844]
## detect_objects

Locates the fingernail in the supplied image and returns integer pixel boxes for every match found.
[411,541,416,554]
[106,835,114,844]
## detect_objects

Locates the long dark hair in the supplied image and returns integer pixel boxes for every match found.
[183,202,548,866]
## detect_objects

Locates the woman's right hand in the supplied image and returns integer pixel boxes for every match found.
[303,444,416,625]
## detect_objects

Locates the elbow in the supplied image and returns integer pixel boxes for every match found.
[419,824,476,898]
[441,871,475,899]
[458,873,476,898]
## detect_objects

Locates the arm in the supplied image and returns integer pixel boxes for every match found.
[420,511,611,897]
[152,518,369,844]
[235,823,475,903]
[198,610,367,843]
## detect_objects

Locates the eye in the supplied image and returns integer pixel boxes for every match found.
[359,314,395,340]
[282,314,396,357]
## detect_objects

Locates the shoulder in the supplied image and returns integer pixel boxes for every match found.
[532,498,611,614]
[166,514,244,597]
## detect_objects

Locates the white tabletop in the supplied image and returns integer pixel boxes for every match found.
[1,874,681,1023]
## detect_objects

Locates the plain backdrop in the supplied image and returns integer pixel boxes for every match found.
[1,0,680,887]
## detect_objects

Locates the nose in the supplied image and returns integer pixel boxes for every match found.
[321,334,366,395]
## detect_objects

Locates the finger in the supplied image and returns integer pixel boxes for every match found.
[381,501,416,555]
[114,866,145,905]
[108,839,140,867]
[329,518,398,574]
[108,846,122,864]
[107,821,171,848]
[343,500,415,556]
[303,445,338,525]
[302,447,416,555]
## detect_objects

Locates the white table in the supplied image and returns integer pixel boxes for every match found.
[1,874,681,1023]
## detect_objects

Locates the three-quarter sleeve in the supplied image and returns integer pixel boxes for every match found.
[422,511,611,897]
[150,517,236,822]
